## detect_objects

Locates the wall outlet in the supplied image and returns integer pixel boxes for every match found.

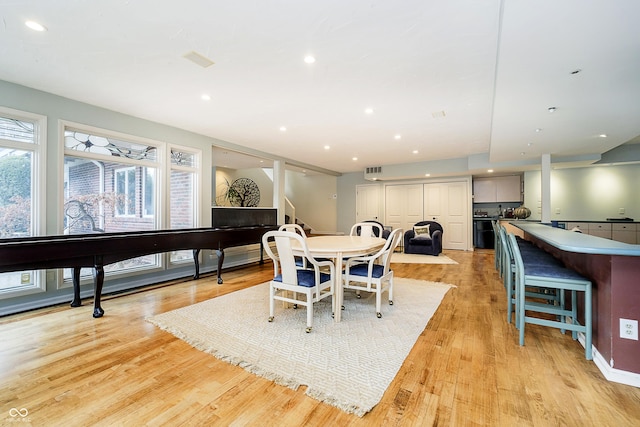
[555,208,561,214]
[620,318,638,340]
[619,207,625,215]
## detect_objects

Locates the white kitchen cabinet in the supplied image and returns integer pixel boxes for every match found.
[567,222,590,233]
[612,223,637,244]
[566,222,638,243]
[472,179,497,202]
[588,223,612,239]
[495,176,522,202]
[473,175,522,202]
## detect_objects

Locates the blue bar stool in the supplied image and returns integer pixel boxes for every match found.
[507,233,593,360]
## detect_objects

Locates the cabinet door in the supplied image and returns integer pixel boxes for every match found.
[495,176,522,202]
[356,185,381,223]
[405,185,425,227]
[588,223,611,240]
[384,184,423,233]
[567,222,589,233]
[384,185,405,231]
[443,182,469,250]
[424,184,443,220]
[612,223,637,244]
[424,182,469,251]
[473,179,496,203]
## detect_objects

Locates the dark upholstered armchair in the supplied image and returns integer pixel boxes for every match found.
[403,221,443,256]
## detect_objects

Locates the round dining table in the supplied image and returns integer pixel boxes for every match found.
[293,235,386,322]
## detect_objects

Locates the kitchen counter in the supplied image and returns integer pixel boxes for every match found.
[558,219,638,223]
[513,222,640,256]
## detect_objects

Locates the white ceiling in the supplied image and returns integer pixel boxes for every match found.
[1,0,639,175]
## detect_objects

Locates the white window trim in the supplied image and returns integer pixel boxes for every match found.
[0,106,47,298]
[114,166,136,217]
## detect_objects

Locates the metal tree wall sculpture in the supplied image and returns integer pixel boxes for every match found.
[227,178,260,207]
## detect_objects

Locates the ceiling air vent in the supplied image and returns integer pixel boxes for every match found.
[364,166,383,180]
[182,51,215,68]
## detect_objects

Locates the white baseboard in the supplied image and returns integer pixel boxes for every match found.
[577,332,640,388]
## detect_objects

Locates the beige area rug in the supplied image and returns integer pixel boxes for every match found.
[391,252,458,264]
[147,278,453,416]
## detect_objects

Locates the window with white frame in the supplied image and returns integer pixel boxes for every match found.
[62,123,201,280]
[0,108,46,298]
[114,167,136,217]
[143,167,155,217]
[169,147,199,263]
[63,125,161,279]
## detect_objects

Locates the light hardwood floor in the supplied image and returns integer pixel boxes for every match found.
[1,249,639,426]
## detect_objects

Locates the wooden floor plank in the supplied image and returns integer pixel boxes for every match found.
[1,250,640,426]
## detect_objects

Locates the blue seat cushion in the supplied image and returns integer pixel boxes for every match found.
[274,269,331,287]
[522,252,561,267]
[408,237,433,246]
[346,264,386,278]
[524,264,589,282]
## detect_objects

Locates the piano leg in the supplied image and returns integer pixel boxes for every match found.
[70,267,82,307]
[216,248,224,284]
[192,249,201,279]
[92,257,105,318]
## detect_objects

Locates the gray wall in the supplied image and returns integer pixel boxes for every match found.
[524,164,640,221]
[337,172,372,234]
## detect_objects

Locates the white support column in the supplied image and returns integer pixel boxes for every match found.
[541,154,551,223]
[273,160,286,225]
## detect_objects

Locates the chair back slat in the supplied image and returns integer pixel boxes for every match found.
[381,228,403,268]
[279,223,307,237]
[350,221,383,237]
[273,234,299,285]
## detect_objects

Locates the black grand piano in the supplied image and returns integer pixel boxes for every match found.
[0,207,277,318]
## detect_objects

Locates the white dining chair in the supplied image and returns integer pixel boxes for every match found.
[343,228,403,318]
[279,224,308,268]
[262,230,335,332]
[350,221,384,238]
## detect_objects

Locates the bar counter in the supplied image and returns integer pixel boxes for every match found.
[512,221,640,387]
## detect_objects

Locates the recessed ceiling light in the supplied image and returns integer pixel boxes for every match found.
[279,126,287,132]
[527,142,533,147]
[25,20,47,32]
[548,107,557,113]
[520,152,525,156]
[412,150,418,154]
[488,169,494,173]
[304,55,316,64]
[324,145,330,150]
[365,108,374,114]
[599,134,608,138]
[535,128,542,133]
[425,173,431,177]
[201,94,211,101]
[352,157,358,161]
[394,134,401,140]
